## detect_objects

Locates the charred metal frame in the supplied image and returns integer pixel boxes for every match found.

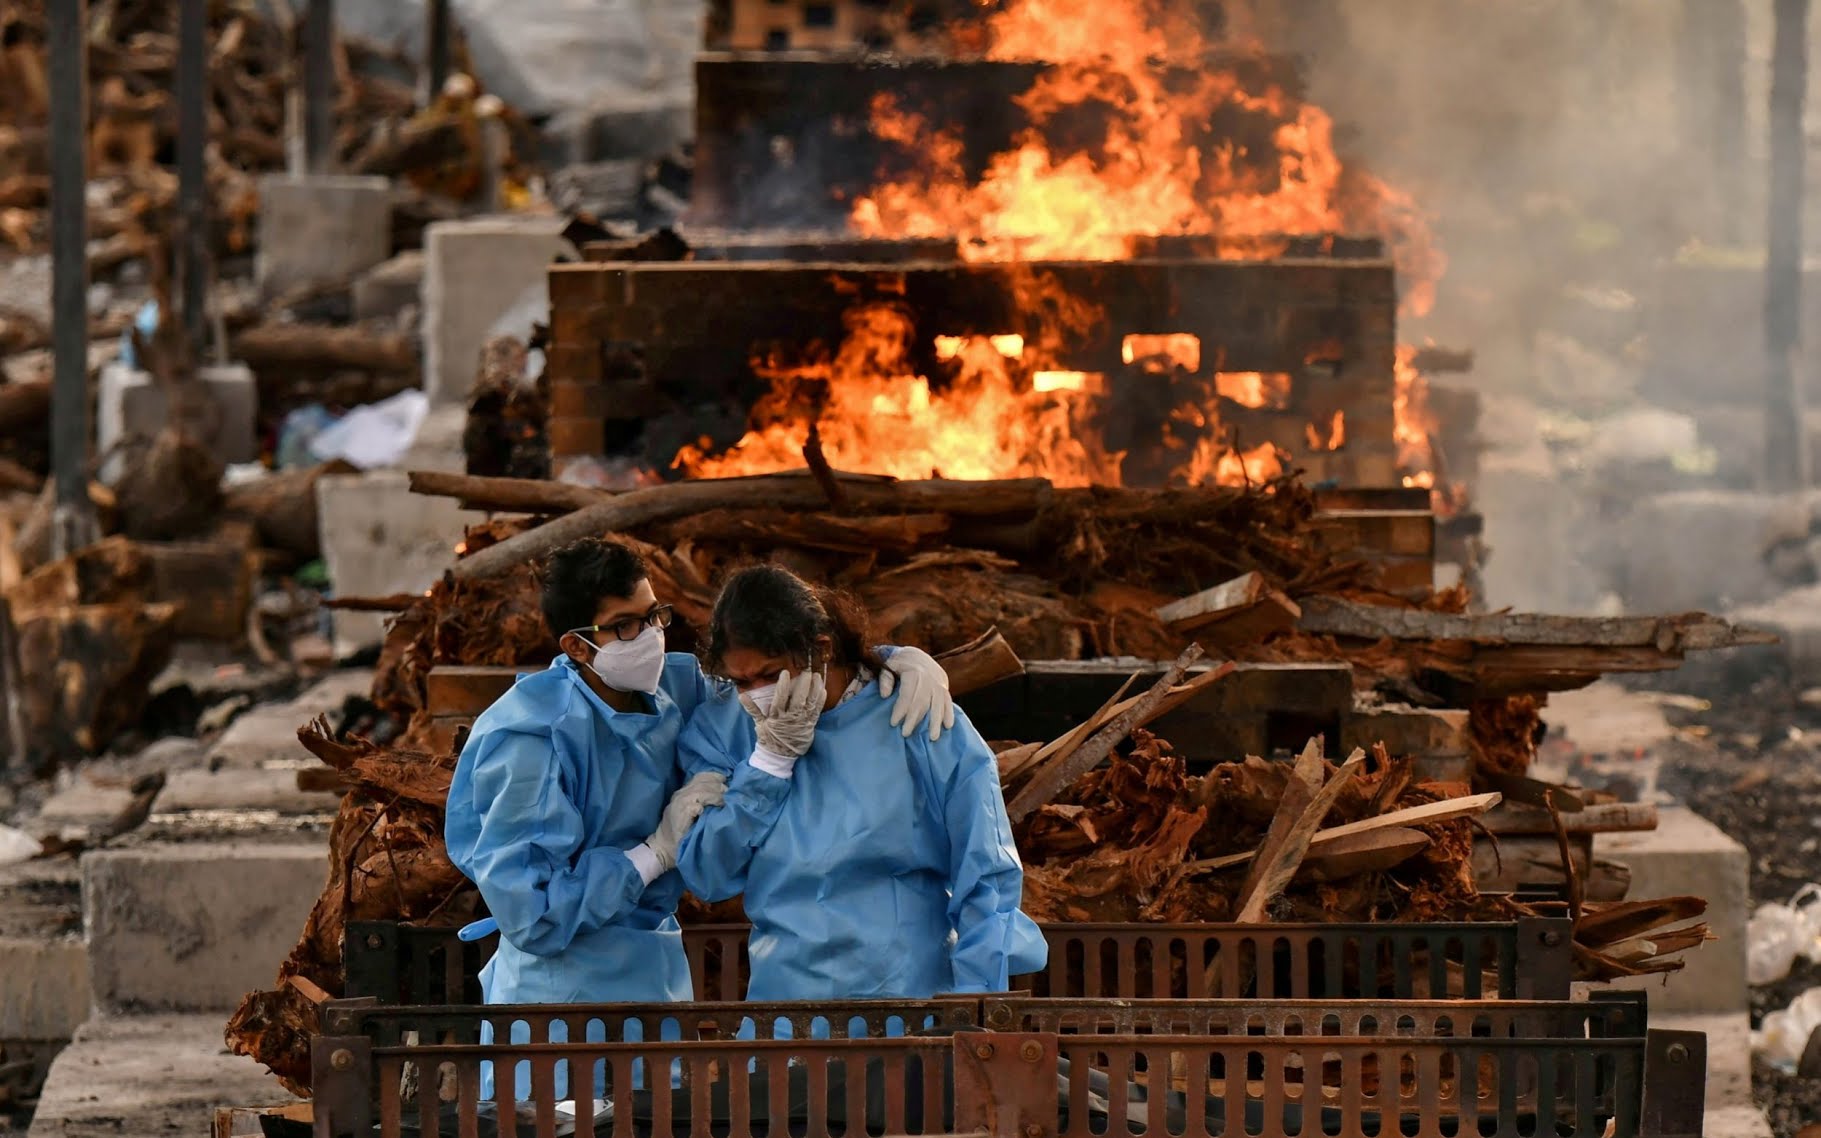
[344,919,1575,1008]
[308,992,1704,1138]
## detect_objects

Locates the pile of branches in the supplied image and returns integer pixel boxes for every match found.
[368,468,1459,731]
[0,0,537,256]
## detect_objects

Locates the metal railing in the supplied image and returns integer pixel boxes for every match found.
[309,999,1703,1138]
[344,918,1575,1007]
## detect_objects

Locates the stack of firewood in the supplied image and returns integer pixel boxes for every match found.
[220,466,1752,1094]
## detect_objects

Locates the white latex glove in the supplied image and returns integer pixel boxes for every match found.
[879,647,956,742]
[641,771,727,874]
[739,668,826,762]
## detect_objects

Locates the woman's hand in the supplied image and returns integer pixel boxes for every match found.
[741,668,826,760]
[879,647,956,742]
[642,771,727,874]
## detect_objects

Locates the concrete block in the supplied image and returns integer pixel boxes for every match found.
[352,250,426,322]
[1614,490,1783,613]
[96,361,258,482]
[27,1014,300,1138]
[424,216,568,405]
[159,767,341,815]
[1599,807,1748,1014]
[83,843,326,1013]
[0,938,90,1039]
[1653,1012,1772,1138]
[317,470,481,652]
[255,174,392,298]
[206,669,375,769]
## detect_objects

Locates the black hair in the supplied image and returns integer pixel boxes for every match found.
[540,538,649,639]
[706,564,882,675]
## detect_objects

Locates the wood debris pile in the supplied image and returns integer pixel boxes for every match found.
[225,468,1757,1093]
[0,0,534,256]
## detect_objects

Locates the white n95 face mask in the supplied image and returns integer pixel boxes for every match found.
[744,682,779,715]
[586,624,665,694]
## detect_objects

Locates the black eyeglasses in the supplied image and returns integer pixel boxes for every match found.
[571,605,674,644]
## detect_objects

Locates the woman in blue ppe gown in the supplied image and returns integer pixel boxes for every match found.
[676,565,1047,1010]
[444,540,957,1101]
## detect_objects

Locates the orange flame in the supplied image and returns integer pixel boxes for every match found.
[1215,372,1292,410]
[673,0,1450,496]
[1395,345,1437,487]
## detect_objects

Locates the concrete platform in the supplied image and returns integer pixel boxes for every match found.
[1601,807,1749,1014]
[26,1014,298,1138]
[317,469,478,653]
[82,843,325,1013]
[206,669,375,769]
[255,174,391,299]
[423,215,568,405]
[0,939,89,1042]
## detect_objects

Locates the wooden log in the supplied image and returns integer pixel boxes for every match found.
[1186,792,1503,874]
[1297,827,1431,882]
[233,323,419,374]
[1006,647,1230,824]
[408,470,606,515]
[1480,802,1658,836]
[934,626,1023,698]
[143,535,255,642]
[0,379,50,436]
[451,474,1053,581]
[223,460,358,561]
[1233,738,1324,917]
[1238,745,1368,922]
[1155,571,1301,646]
[1297,596,1777,652]
[0,457,42,495]
[0,596,25,776]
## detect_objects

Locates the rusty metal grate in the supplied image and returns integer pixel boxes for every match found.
[323,993,1646,1055]
[344,918,1574,1007]
[309,1022,1704,1138]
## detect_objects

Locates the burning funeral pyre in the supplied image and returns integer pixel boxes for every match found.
[226,0,1759,1097]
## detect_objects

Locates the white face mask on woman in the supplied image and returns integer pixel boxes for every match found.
[740,651,823,716]
[582,624,666,694]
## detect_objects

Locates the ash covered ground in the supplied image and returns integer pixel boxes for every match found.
[1645,664,1821,1137]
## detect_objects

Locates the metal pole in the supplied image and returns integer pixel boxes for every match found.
[1766,0,1810,492]
[424,0,452,109]
[302,0,335,174]
[177,0,209,356]
[48,0,94,557]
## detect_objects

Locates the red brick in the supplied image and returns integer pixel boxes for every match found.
[544,343,604,383]
[549,379,608,418]
[546,415,606,458]
[547,264,609,307]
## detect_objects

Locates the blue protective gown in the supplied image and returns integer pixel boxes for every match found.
[444,652,713,1098]
[674,676,1048,1002]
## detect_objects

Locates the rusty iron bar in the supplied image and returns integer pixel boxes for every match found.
[1765,0,1811,491]
[47,0,93,557]
[422,0,452,108]
[345,917,1576,1009]
[311,1024,1687,1138]
[301,0,336,174]
[176,0,210,355]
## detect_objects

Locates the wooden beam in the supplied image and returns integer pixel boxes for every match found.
[1297,597,1777,651]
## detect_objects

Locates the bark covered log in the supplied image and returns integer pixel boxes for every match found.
[450,474,1052,581]
[225,460,358,561]
[233,324,420,374]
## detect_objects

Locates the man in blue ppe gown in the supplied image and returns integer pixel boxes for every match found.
[444,540,957,1100]
[676,565,1047,1008]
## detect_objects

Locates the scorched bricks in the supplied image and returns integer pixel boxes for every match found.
[545,252,1402,486]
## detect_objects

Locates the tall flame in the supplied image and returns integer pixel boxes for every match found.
[676,0,1448,495]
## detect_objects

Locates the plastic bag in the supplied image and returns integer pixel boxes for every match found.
[1755,986,1821,1069]
[1747,884,1821,985]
